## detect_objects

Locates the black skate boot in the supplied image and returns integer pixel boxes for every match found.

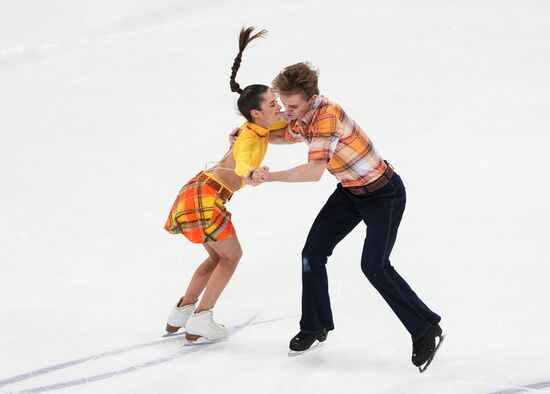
[412,323,445,372]
[288,329,329,356]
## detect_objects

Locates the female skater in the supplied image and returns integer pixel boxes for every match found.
[163,27,285,341]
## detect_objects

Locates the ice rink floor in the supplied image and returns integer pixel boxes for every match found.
[1,1,550,393]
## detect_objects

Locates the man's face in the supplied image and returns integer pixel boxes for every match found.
[280,93,316,121]
[253,89,282,127]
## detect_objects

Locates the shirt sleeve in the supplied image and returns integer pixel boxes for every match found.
[307,112,340,162]
[233,137,261,177]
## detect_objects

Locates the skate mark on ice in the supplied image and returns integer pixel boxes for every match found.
[0,314,292,392]
[489,379,550,394]
[0,329,187,388]
[3,314,258,394]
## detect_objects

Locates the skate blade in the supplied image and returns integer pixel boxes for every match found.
[288,340,324,357]
[418,333,445,373]
[183,333,228,346]
[161,331,186,338]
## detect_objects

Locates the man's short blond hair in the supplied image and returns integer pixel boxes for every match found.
[272,62,319,100]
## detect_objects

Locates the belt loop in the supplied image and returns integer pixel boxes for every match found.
[210,175,228,196]
[204,172,221,193]
[210,177,224,195]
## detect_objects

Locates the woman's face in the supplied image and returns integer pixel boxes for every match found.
[252,89,282,127]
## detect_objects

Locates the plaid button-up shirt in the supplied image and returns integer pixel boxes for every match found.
[284,96,387,187]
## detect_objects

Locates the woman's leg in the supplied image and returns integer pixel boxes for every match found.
[166,244,224,333]
[179,243,221,306]
[195,235,243,312]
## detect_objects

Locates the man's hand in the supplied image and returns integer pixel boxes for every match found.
[251,166,269,182]
[245,166,270,186]
[229,127,241,146]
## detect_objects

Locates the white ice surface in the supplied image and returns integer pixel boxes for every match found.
[1,1,550,393]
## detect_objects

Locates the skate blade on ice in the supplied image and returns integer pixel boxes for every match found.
[418,333,445,373]
[161,331,227,345]
[183,332,229,346]
[288,341,324,357]
[161,331,186,338]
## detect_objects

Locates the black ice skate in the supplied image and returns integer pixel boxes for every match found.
[288,329,329,357]
[412,323,445,373]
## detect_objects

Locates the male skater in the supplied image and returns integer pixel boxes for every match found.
[265,62,443,371]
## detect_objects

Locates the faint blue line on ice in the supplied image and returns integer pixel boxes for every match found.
[0,334,183,388]
[489,379,550,394]
[12,350,197,394]
[0,314,294,392]
[7,315,258,394]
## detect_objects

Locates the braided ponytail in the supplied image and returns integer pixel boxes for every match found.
[230,26,267,94]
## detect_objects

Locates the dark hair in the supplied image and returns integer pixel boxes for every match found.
[272,62,319,100]
[230,26,270,122]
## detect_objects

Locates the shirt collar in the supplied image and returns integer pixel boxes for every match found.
[298,95,328,127]
[241,121,269,137]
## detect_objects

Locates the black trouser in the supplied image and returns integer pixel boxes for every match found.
[300,172,441,340]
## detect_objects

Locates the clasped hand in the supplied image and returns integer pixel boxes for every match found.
[247,166,270,186]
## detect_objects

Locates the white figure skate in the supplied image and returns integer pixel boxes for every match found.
[165,299,195,333]
[185,309,228,342]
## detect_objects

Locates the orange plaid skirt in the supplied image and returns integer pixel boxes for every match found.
[164,173,236,243]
